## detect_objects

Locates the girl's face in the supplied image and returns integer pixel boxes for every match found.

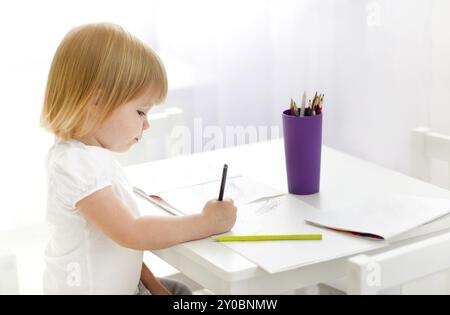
[86,87,156,152]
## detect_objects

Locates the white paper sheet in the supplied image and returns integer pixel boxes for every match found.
[304,195,450,240]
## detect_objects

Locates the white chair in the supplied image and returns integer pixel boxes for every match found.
[346,231,450,295]
[411,126,450,189]
[113,107,185,166]
[318,127,450,295]
[0,250,19,294]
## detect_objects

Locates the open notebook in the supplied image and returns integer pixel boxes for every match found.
[304,195,450,241]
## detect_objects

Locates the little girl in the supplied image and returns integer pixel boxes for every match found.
[40,23,237,295]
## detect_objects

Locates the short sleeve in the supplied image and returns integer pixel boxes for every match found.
[50,147,112,209]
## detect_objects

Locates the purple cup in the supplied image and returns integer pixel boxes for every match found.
[282,110,322,195]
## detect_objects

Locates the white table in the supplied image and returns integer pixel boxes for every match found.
[124,139,450,294]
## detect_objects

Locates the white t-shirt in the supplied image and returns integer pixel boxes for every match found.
[43,139,143,295]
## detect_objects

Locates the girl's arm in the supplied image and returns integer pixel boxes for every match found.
[140,262,171,295]
[76,186,236,250]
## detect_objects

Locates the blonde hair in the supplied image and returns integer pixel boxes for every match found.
[40,23,167,141]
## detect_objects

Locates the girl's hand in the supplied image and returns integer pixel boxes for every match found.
[201,198,237,235]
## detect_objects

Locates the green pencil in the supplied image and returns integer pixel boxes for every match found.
[213,234,322,242]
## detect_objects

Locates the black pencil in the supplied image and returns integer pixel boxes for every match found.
[218,164,228,201]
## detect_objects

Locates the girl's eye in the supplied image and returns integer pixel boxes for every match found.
[137,110,146,117]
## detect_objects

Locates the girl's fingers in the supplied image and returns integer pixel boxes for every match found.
[224,198,234,204]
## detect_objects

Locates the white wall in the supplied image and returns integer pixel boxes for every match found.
[432,0,450,135]
[269,0,432,175]
[155,0,437,176]
[430,0,450,188]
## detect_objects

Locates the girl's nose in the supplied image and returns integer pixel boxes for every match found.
[143,117,149,130]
